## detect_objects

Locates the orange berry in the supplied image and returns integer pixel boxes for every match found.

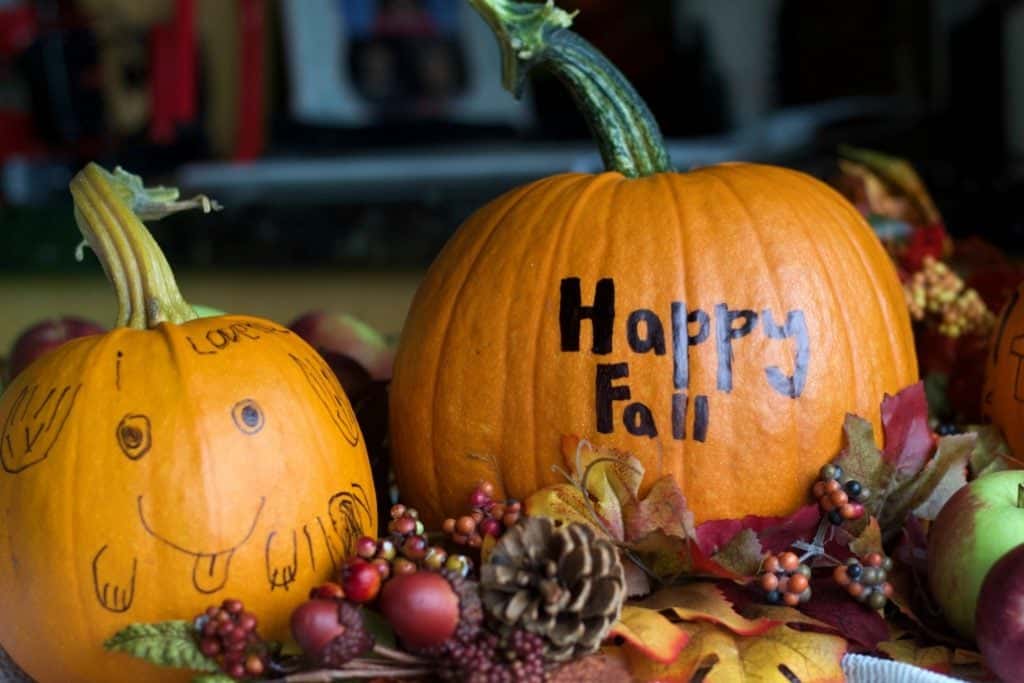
[848,582,865,598]
[788,573,809,593]
[763,556,780,573]
[883,582,894,598]
[833,566,850,586]
[830,490,849,506]
[455,516,476,535]
[783,592,800,606]
[839,503,858,519]
[812,481,827,498]
[820,497,835,512]
[824,480,841,494]
[442,518,456,535]
[865,553,883,568]
[760,573,779,591]
[780,552,800,572]
[777,576,789,593]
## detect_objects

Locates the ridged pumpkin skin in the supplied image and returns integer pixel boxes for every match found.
[0,315,376,683]
[390,164,918,526]
[983,283,1024,458]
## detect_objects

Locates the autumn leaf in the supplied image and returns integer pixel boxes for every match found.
[709,529,763,579]
[625,617,847,682]
[610,605,689,664]
[792,579,890,652]
[696,505,821,557]
[838,145,942,224]
[880,383,933,477]
[525,482,606,538]
[848,516,884,558]
[623,475,695,542]
[885,433,974,528]
[878,632,953,674]
[967,424,1020,477]
[633,583,778,637]
[833,415,893,520]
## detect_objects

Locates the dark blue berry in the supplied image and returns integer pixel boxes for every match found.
[765,590,781,604]
[937,423,959,436]
[833,465,843,480]
[847,563,863,580]
[828,509,843,525]
[844,480,863,497]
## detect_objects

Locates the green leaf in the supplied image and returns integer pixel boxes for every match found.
[105,621,218,672]
[192,675,235,683]
[362,606,395,649]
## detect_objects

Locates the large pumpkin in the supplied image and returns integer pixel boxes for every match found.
[983,283,1024,458]
[0,165,376,682]
[389,0,918,526]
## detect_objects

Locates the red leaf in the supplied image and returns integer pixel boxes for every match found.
[797,579,891,651]
[881,382,933,477]
[696,505,821,556]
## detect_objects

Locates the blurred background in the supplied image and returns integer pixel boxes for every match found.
[1,0,1023,346]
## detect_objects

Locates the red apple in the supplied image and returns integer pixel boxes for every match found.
[378,571,460,650]
[289,312,393,380]
[7,316,105,382]
[929,470,1024,639]
[976,543,1024,680]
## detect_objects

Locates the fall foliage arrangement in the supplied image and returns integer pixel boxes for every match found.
[1,1,1023,682]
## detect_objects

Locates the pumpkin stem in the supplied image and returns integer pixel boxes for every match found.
[469,0,671,177]
[69,163,222,329]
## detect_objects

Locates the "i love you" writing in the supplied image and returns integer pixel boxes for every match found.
[559,278,811,443]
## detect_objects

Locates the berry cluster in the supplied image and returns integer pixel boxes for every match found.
[439,628,547,683]
[758,552,812,606]
[344,504,473,602]
[442,482,522,548]
[904,256,995,338]
[813,464,869,525]
[833,554,894,610]
[194,599,266,679]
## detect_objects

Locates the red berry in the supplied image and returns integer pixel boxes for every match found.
[833,566,850,586]
[390,504,407,519]
[228,663,245,679]
[290,599,346,660]
[442,518,456,535]
[469,489,491,508]
[824,479,841,494]
[783,592,800,606]
[342,560,383,603]
[864,553,884,568]
[372,558,392,580]
[829,490,849,506]
[393,557,417,575]
[480,481,496,497]
[199,638,221,657]
[479,518,502,538]
[402,536,428,561]
[392,517,416,536]
[223,599,244,614]
[379,572,460,650]
[310,581,345,600]
[238,613,258,632]
[356,536,378,559]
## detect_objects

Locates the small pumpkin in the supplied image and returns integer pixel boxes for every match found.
[983,283,1024,458]
[389,0,918,527]
[0,165,376,682]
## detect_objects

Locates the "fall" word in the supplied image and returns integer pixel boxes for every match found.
[559,278,810,441]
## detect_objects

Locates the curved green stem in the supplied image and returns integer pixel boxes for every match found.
[68,163,221,329]
[469,0,671,177]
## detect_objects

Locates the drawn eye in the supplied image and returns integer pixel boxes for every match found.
[116,414,152,460]
[231,399,264,435]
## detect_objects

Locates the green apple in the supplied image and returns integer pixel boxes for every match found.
[928,469,1024,639]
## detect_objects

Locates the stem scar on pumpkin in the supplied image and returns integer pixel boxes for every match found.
[91,545,137,613]
[1,383,82,474]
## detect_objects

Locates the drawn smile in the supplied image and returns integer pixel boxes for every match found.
[137,495,266,594]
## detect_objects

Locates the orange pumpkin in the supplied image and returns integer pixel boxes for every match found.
[983,283,1024,458]
[389,0,918,527]
[0,165,376,682]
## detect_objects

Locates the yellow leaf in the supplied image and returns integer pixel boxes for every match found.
[611,605,689,664]
[635,583,778,636]
[524,483,603,535]
[878,637,952,674]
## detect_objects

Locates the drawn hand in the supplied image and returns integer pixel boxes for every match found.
[290,354,360,446]
[1,384,82,474]
[265,529,299,591]
[92,545,137,613]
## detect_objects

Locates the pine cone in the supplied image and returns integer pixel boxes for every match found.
[480,517,626,662]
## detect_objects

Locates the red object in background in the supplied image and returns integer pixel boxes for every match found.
[0,2,36,58]
[7,317,105,382]
[900,222,950,273]
[149,0,196,144]
[0,110,43,161]
[234,0,264,161]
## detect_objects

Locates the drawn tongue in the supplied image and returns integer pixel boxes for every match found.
[192,550,234,594]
